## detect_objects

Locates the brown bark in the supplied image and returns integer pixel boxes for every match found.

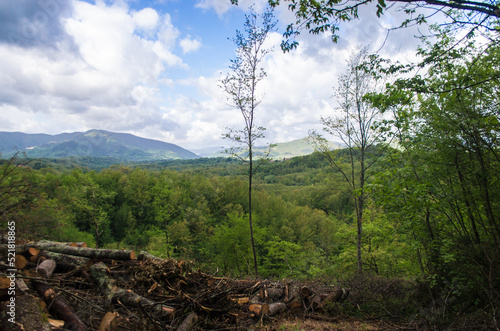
[90,262,174,318]
[177,312,198,331]
[32,241,136,260]
[33,281,88,331]
[36,259,56,279]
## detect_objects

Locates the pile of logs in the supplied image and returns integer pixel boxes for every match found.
[0,240,349,330]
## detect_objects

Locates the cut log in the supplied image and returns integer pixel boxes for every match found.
[286,299,302,311]
[177,312,198,331]
[300,286,311,298]
[317,286,343,311]
[261,287,284,302]
[138,250,164,262]
[30,254,40,263]
[267,302,287,316]
[33,281,88,331]
[38,251,89,271]
[14,255,28,269]
[28,246,40,256]
[36,259,57,279]
[90,262,174,318]
[0,292,52,331]
[99,312,119,331]
[248,303,269,315]
[32,241,136,260]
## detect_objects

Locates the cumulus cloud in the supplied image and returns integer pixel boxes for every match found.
[0,0,74,48]
[195,0,269,17]
[0,0,431,150]
[180,36,202,54]
[132,7,159,32]
[0,0,188,137]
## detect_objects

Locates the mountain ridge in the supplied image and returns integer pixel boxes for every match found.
[0,130,339,163]
[0,130,198,161]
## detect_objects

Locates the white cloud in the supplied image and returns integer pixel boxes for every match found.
[0,0,187,137]
[195,0,269,17]
[133,7,159,32]
[180,36,202,54]
[195,0,233,17]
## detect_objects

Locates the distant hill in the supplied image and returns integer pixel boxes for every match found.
[264,138,339,159]
[193,138,340,159]
[0,130,198,161]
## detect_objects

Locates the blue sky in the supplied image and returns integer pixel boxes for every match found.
[0,0,424,149]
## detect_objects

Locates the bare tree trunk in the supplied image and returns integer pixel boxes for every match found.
[249,148,258,278]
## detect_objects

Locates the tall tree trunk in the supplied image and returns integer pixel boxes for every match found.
[249,148,258,278]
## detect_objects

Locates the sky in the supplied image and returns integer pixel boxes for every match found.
[0,0,425,150]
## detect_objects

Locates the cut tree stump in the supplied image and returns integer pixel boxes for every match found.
[33,281,88,331]
[90,262,174,318]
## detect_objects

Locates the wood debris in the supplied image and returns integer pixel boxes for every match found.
[0,240,350,330]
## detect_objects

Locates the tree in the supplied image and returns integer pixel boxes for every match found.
[230,0,500,51]
[372,33,500,321]
[310,46,386,274]
[220,7,277,278]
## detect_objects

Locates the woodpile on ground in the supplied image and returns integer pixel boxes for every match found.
[0,240,348,330]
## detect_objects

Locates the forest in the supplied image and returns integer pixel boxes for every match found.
[1,8,500,330]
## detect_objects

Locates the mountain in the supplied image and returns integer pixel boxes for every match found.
[191,138,340,160]
[263,138,339,159]
[0,130,198,161]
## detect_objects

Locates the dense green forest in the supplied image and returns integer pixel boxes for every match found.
[1,30,499,329]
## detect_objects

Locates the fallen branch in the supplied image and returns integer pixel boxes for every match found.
[33,281,88,331]
[90,262,174,318]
